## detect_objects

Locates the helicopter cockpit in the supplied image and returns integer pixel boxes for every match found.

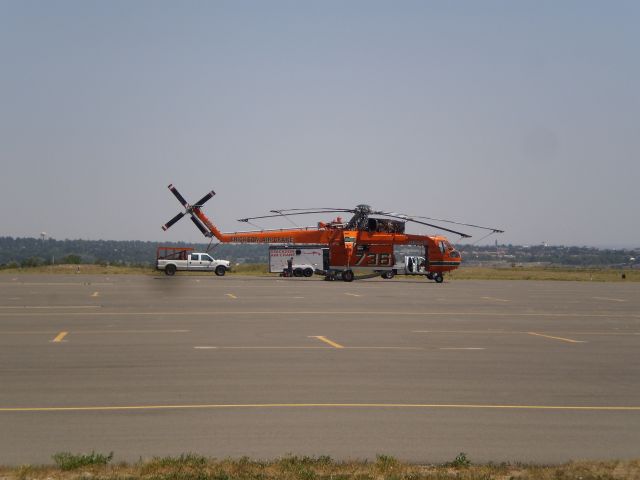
[367,218,405,234]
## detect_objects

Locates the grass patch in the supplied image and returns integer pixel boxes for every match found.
[1,263,638,282]
[52,451,113,470]
[3,455,640,480]
[449,266,640,282]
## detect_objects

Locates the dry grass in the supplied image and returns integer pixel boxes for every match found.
[1,264,638,282]
[449,266,639,282]
[2,454,640,480]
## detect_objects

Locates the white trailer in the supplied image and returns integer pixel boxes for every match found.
[269,245,328,277]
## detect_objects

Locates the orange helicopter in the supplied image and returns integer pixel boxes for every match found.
[161,184,503,283]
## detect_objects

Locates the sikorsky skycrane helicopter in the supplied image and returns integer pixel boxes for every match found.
[161,184,503,283]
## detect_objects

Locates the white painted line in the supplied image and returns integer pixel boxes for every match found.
[593,297,626,302]
[440,347,486,350]
[344,293,362,297]
[0,306,101,310]
[194,346,218,349]
[527,332,586,344]
[481,296,510,302]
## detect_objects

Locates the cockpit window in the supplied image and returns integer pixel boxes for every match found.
[439,241,446,254]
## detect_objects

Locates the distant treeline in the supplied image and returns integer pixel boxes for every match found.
[0,237,269,268]
[0,236,638,268]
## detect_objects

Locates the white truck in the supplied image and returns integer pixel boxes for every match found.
[156,247,230,276]
[269,245,328,277]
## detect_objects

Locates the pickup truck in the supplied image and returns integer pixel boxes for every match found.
[156,247,231,276]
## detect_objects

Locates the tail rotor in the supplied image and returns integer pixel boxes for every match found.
[162,184,216,237]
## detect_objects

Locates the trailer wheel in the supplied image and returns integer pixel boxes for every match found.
[215,265,226,276]
[293,267,303,277]
[303,267,314,277]
[381,271,394,279]
[342,270,354,282]
[434,273,444,283]
[165,264,176,276]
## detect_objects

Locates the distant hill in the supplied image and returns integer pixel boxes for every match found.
[0,237,637,268]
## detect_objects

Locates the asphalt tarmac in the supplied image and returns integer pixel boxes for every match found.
[0,274,639,465]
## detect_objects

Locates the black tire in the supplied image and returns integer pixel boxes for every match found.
[165,264,176,276]
[293,268,303,277]
[434,273,444,283]
[303,267,314,277]
[215,265,226,276]
[342,270,354,282]
[381,271,394,279]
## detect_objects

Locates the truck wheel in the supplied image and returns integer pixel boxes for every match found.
[381,271,394,279]
[342,270,354,282]
[303,267,314,277]
[434,273,444,283]
[293,267,303,277]
[165,264,176,276]
[215,265,226,276]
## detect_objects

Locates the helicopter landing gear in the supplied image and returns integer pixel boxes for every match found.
[433,272,444,283]
[342,270,355,282]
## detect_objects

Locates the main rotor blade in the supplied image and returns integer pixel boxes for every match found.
[376,212,472,238]
[190,215,211,237]
[409,215,504,233]
[162,212,185,231]
[193,190,215,207]
[238,209,354,222]
[270,207,354,213]
[168,184,188,208]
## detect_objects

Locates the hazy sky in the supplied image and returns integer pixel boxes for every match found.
[1,1,638,247]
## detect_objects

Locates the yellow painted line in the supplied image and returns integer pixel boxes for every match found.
[527,332,585,344]
[344,293,362,297]
[52,331,68,343]
[481,296,510,302]
[593,297,626,302]
[91,291,99,297]
[225,294,237,299]
[2,403,640,413]
[309,335,345,349]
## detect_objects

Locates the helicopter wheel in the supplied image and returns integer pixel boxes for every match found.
[433,273,444,283]
[342,270,355,282]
